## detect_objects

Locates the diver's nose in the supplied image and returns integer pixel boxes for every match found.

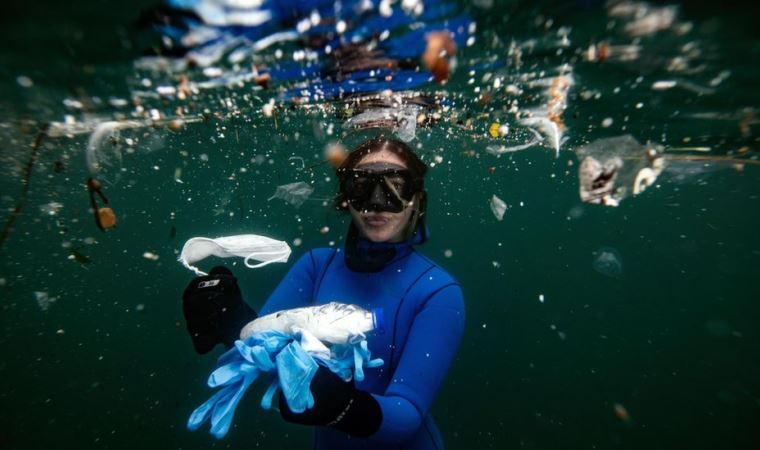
[366,184,387,211]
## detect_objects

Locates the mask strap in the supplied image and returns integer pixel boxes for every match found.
[244,250,290,269]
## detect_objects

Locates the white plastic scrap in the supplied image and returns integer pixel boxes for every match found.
[490,195,507,221]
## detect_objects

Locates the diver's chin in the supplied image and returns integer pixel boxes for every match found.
[355,220,393,243]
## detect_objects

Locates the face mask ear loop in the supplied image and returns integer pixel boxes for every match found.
[244,250,290,269]
[186,263,208,277]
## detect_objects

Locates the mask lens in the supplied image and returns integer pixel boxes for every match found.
[342,168,415,213]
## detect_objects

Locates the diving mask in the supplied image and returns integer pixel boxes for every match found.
[338,162,423,213]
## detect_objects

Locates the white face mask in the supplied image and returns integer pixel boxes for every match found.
[178,234,292,276]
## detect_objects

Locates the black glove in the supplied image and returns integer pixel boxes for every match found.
[279,365,382,438]
[181,266,257,354]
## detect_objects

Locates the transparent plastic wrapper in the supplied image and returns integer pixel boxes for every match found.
[188,303,385,439]
[268,182,314,207]
[575,135,665,207]
[178,234,291,275]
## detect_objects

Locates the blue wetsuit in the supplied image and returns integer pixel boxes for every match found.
[259,238,465,449]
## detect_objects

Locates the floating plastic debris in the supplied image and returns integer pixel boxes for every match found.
[87,178,117,231]
[34,291,57,312]
[520,116,562,156]
[268,182,314,208]
[576,135,664,206]
[143,251,160,261]
[97,208,117,229]
[592,247,623,278]
[490,195,507,221]
[485,132,542,156]
[489,123,500,138]
[344,106,424,143]
[86,121,139,181]
[394,109,418,142]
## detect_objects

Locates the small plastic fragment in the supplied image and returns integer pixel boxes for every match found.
[98,208,117,229]
[490,195,507,221]
[34,291,57,311]
[489,123,500,138]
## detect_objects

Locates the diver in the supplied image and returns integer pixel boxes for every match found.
[182,135,465,449]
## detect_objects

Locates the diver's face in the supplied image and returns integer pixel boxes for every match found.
[348,150,416,243]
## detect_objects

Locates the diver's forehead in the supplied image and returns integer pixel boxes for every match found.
[356,149,407,168]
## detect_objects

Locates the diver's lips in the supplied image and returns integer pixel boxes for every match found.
[363,215,390,227]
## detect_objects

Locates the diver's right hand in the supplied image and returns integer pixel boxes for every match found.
[181,266,257,354]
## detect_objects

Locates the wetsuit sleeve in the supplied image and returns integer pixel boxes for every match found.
[257,251,318,316]
[370,283,465,444]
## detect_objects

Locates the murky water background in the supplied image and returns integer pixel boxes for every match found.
[1,1,759,449]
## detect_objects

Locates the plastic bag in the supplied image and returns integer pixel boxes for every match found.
[268,182,314,207]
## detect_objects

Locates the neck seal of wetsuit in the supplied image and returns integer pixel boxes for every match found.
[343,222,427,272]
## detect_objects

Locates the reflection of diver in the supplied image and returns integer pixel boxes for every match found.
[182,136,465,449]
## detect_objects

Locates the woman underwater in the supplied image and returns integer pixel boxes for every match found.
[182,135,465,449]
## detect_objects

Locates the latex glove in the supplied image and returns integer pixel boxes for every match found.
[182,266,257,354]
[279,365,382,438]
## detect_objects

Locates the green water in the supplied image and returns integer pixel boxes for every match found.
[1,1,759,449]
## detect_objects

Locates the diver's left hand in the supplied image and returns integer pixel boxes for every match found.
[181,266,257,354]
[279,365,382,437]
